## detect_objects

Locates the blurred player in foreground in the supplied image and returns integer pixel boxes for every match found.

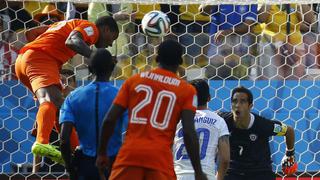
[218,86,297,180]
[60,49,127,180]
[174,79,230,180]
[96,39,207,180]
[15,16,119,163]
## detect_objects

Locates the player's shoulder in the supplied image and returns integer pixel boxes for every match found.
[252,113,271,123]
[217,111,233,119]
[68,82,94,97]
[124,73,141,85]
[204,110,227,125]
[180,79,196,93]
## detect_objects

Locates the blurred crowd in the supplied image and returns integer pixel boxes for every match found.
[1,1,320,81]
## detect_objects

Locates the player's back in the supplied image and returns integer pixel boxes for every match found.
[20,19,98,63]
[113,67,197,177]
[60,81,123,157]
[173,110,229,179]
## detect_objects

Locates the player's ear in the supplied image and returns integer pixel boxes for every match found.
[249,103,253,110]
[207,95,211,103]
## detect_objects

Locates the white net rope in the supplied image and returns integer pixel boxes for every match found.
[0,0,319,179]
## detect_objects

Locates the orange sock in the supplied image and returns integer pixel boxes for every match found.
[70,128,80,151]
[36,102,57,144]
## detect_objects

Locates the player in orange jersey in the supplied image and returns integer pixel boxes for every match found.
[96,39,207,180]
[15,16,119,164]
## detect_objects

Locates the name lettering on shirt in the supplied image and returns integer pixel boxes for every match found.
[194,116,217,125]
[140,72,181,86]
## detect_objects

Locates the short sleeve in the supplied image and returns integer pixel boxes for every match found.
[181,85,197,112]
[219,118,230,137]
[59,95,76,124]
[258,116,286,137]
[113,79,130,108]
[73,22,99,45]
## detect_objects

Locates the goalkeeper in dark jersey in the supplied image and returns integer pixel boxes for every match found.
[218,86,296,180]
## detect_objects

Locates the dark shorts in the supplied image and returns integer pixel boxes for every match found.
[224,171,276,180]
[74,150,116,180]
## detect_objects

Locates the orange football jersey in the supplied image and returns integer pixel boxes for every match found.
[20,19,99,64]
[113,68,197,177]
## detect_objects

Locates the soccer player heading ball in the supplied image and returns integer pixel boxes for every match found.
[15,16,119,163]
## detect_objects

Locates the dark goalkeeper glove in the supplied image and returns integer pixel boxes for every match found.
[281,149,297,176]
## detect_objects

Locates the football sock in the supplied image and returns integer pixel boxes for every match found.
[36,102,57,144]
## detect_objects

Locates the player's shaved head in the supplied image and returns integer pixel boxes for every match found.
[95,16,119,33]
[156,39,183,66]
[89,49,115,77]
[190,79,210,106]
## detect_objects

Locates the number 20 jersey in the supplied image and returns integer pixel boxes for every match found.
[173,110,229,177]
[113,68,197,177]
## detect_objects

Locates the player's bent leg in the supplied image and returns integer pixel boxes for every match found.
[32,86,64,164]
[145,168,176,180]
[109,166,144,180]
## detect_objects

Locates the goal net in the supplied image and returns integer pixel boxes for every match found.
[0,0,319,179]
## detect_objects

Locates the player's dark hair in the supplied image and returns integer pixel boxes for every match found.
[95,16,119,33]
[89,49,115,77]
[190,79,210,107]
[156,39,183,66]
[231,86,253,105]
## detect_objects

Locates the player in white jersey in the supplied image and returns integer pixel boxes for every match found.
[173,79,230,180]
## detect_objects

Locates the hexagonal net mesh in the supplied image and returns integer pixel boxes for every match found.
[0,0,319,179]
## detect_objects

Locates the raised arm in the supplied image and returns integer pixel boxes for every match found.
[25,25,49,42]
[284,125,295,153]
[281,124,297,176]
[65,31,93,58]
[216,135,230,180]
[180,109,207,180]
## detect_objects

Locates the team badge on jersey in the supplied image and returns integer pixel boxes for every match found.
[192,95,198,108]
[249,134,257,141]
[273,123,287,136]
[84,26,94,36]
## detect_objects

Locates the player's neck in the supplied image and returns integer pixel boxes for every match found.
[94,76,109,82]
[235,114,251,129]
[197,106,208,110]
[158,64,178,74]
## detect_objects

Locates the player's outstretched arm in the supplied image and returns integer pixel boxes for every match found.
[65,31,93,58]
[281,125,297,176]
[25,25,49,42]
[60,122,78,180]
[181,109,207,180]
[96,104,126,168]
[216,135,230,180]
[285,125,295,152]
